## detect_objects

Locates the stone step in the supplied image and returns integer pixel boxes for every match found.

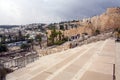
[28,42,102,80]
[7,42,93,79]
[6,39,116,80]
[47,41,104,80]
[6,41,95,80]
[79,39,116,80]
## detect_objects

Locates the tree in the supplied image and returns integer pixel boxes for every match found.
[114,28,120,38]
[18,30,25,41]
[20,43,30,51]
[50,28,58,44]
[27,38,34,50]
[25,34,30,40]
[45,32,48,46]
[95,29,100,35]
[14,36,18,42]
[35,34,42,48]
[48,28,68,46]
[58,31,62,41]
[0,44,8,53]
[1,35,6,44]
[8,35,12,42]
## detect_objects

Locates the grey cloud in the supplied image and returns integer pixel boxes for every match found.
[0,0,120,25]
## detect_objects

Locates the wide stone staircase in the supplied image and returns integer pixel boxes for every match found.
[6,39,116,80]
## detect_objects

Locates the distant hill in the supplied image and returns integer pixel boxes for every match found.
[0,25,19,29]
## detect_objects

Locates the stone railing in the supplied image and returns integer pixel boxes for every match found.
[38,32,113,55]
[69,32,113,48]
[0,32,113,70]
[38,42,70,56]
[0,52,39,70]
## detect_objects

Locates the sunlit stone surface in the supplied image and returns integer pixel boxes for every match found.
[6,39,117,80]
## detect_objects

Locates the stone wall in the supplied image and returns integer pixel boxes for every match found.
[38,42,70,56]
[106,7,120,14]
[0,52,39,70]
[39,32,112,56]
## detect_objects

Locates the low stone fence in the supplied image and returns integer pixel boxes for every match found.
[39,32,113,55]
[0,52,39,70]
[39,43,70,56]
[70,32,112,48]
[0,32,113,70]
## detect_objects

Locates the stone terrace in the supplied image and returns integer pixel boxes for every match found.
[6,38,117,80]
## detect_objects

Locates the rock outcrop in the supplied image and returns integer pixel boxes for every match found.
[48,7,120,37]
[67,7,120,36]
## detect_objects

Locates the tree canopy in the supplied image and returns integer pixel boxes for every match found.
[0,44,8,53]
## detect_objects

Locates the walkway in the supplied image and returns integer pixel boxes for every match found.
[6,39,116,80]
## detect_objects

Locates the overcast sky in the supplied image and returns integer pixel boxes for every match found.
[0,0,120,25]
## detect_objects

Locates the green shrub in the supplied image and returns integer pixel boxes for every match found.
[95,29,100,35]
[20,43,30,50]
[54,40,64,45]
[0,44,8,53]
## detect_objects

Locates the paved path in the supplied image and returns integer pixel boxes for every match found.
[79,39,115,80]
[115,42,120,80]
[6,39,116,80]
